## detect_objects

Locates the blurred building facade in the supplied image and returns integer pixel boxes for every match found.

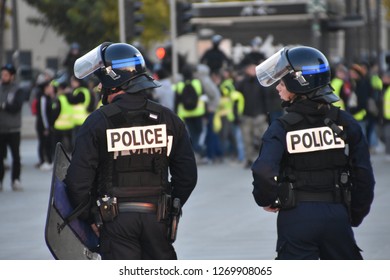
[1,0,390,75]
[2,0,68,72]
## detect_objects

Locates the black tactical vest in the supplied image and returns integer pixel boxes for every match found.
[278,107,349,192]
[97,100,171,203]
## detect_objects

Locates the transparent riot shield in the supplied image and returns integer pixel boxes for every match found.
[45,142,100,260]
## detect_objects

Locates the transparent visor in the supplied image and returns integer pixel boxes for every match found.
[255,48,291,87]
[74,44,104,79]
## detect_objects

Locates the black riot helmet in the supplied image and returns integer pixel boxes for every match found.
[256,45,338,103]
[74,42,160,95]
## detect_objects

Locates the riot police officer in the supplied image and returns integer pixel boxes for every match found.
[251,46,375,259]
[64,42,197,260]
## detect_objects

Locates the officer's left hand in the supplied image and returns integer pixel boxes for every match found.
[263,206,279,213]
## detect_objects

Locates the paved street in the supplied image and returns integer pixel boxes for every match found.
[0,118,389,260]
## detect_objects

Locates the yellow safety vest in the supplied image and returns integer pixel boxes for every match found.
[72,87,91,126]
[371,75,383,91]
[218,79,235,122]
[175,79,206,119]
[384,87,390,120]
[53,95,74,130]
[330,78,346,110]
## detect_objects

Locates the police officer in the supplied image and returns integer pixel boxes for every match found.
[64,42,197,260]
[251,46,375,259]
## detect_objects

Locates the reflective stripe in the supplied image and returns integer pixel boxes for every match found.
[301,63,329,75]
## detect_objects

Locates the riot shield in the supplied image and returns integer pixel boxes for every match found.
[45,142,100,260]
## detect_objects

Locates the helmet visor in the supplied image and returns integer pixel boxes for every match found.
[74,44,104,79]
[255,47,291,87]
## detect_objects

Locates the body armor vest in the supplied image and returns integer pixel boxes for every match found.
[278,107,349,193]
[97,100,171,203]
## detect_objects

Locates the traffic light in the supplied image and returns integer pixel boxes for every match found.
[124,0,144,41]
[176,2,194,36]
[155,47,166,60]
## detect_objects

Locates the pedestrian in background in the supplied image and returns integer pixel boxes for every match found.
[51,81,74,155]
[153,67,175,111]
[195,64,222,163]
[200,34,232,75]
[0,64,24,191]
[252,46,374,259]
[174,64,206,160]
[35,77,56,171]
[236,62,269,168]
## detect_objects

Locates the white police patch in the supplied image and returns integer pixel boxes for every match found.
[106,124,167,152]
[286,126,345,154]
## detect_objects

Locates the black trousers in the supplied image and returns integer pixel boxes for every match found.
[37,126,53,164]
[0,132,21,183]
[276,202,363,260]
[99,212,177,260]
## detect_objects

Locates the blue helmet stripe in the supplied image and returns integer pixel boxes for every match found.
[302,63,329,75]
[112,56,144,69]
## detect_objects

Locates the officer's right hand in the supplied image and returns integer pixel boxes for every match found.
[263,206,279,213]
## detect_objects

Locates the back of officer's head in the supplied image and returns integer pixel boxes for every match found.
[93,43,160,94]
[282,46,338,103]
[281,46,331,95]
[256,45,338,103]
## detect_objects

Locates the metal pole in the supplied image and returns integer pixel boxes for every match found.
[376,0,383,74]
[0,0,7,66]
[11,0,19,67]
[119,0,125,43]
[170,0,178,83]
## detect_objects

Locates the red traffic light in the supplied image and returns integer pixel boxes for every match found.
[156,47,166,60]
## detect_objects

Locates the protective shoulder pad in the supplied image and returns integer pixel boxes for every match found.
[98,104,126,127]
[278,112,303,129]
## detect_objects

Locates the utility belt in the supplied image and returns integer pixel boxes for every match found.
[95,193,181,243]
[295,190,343,203]
[272,182,349,210]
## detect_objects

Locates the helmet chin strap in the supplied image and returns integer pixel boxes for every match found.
[101,86,123,105]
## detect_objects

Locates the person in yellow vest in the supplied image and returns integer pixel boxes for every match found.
[51,81,75,155]
[330,63,348,111]
[365,62,383,153]
[349,64,370,137]
[211,70,234,160]
[174,64,206,158]
[221,67,246,163]
[213,68,247,162]
[381,71,390,161]
[68,75,92,140]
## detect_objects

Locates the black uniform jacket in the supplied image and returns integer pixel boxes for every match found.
[64,92,197,219]
[251,98,375,227]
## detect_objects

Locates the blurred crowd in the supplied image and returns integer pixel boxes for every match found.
[2,36,390,190]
